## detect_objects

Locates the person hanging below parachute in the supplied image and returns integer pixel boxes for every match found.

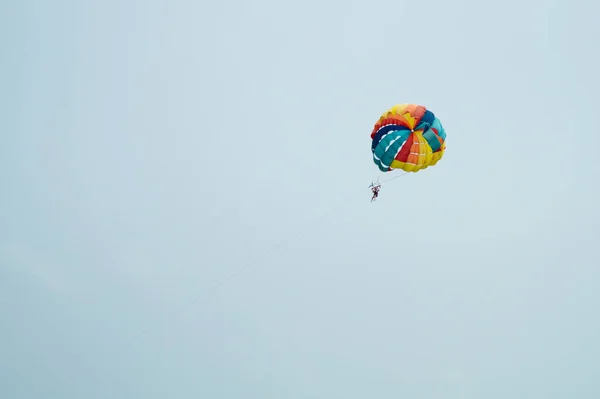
[370,183,381,202]
[368,103,447,202]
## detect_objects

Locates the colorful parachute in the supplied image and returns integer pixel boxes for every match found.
[370,104,447,173]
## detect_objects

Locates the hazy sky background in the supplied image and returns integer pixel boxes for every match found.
[2,0,600,397]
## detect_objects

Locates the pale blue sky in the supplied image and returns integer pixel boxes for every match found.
[2,0,600,398]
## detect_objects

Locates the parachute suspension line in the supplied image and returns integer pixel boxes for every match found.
[378,171,409,185]
[381,172,408,183]
[369,171,408,189]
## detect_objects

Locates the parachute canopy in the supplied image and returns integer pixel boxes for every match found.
[370,104,447,173]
